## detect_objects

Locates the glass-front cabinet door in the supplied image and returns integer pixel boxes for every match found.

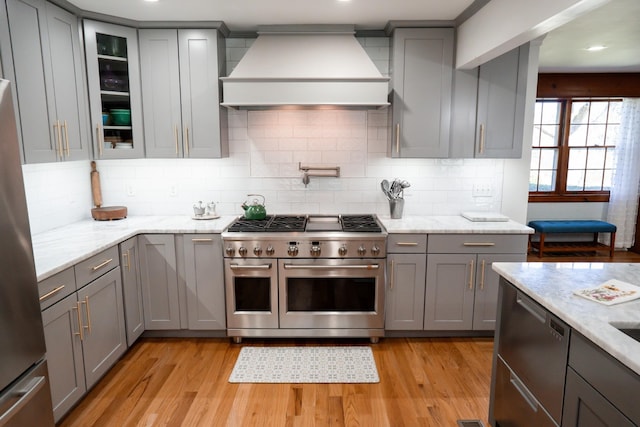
[84,20,144,159]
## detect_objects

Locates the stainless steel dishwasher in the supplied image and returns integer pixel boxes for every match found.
[492,278,570,427]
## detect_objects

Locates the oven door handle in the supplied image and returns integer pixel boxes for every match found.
[229,263,272,270]
[283,264,380,270]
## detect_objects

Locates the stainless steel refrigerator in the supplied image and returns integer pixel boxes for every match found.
[0,79,55,426]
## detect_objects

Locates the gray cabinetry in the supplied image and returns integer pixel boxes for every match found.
[139,28,228,158]
[41,247,126,422]
[450,44,530,158]
[84,20,144,158]
[139,234,180,329]
[425,234,527,330]
[389,28,453,158]
[38,266,76,310]
[182,234,226,330]
[563,332,640,426]
[2,0,89,163]
[385,234,427,330]
[120,236,144,345]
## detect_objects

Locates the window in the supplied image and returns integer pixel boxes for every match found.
[529,98,621,202]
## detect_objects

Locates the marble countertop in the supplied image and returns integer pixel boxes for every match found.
[32,215,236,281]
[380,215,533,234]
[493,262,640,376]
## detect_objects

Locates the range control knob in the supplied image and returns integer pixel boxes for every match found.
[310,245,321,257]
[238,247,248,257]
[265,245,275,256]
[371,245,381,256]
[253,246,263,256]
[358,245,367,256]
[225,246,236,257]
[338,246,348,256]
[287,245,299,257]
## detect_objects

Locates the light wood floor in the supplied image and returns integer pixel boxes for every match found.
[58,337,494,427]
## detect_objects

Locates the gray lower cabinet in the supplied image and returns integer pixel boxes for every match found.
[139,28,228,158]
[41,266,126,422]
[389,28,454,158]
[385,234,427,330]
[2,0,89,163]
[182,234,226,329]
[120,236,145,345]
[563,332,640,426]
[450,44,531,158]
[139,234,180,329]
[425,234,527,330]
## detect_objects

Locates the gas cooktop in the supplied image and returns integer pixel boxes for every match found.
[225,214,383,233]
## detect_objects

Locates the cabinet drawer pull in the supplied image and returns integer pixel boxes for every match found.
[463,242,496,247]
[389,259,395,290]
[191,238,213,243]
[395,242,418,247]
[39,285,65,302]
[73,301,84,341]
[479,123,486,154]
[395,123,400,154]
[96,125,103,156]
[184,127,190,155]
[174,125,179,155]
[468,259,475,290]
[53,120,63,158]
[90,258,113,271]
[123,251,131,272]
[480,259,486,290]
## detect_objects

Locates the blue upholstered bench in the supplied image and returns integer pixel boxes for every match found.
[527,220,617,257]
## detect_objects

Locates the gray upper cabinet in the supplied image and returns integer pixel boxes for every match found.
[450,44,530,158]
[390,28,454,158]
[139,28,228,158]
[3,0,89,163]
[84,20,144,159]
[182,234,226,330]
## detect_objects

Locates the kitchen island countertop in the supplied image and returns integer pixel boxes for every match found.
[380,215,533,234]
[493,262,640,376]
[32,215,236,282]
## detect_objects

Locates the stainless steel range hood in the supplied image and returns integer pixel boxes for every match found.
[220,25,390,109]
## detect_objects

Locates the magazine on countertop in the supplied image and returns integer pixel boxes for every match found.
[574,279,640,306]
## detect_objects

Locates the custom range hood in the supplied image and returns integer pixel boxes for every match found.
[221,25,390,109]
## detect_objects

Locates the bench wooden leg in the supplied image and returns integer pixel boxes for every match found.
[609,232,616,257]
[539,233,545,258]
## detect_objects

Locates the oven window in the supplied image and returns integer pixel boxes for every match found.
[286,278,376,311]
[234,277,271,311]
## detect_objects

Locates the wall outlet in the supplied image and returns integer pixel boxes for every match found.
[169,184,178,197]
[126,184,135,197]
[472,183,493,197]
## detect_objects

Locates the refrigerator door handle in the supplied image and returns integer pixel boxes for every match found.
[0,376,46,427]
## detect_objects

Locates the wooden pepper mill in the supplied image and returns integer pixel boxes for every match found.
[90,161,127,220]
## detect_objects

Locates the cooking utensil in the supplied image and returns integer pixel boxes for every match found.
[241,194,267,220]
[90,161,127,220]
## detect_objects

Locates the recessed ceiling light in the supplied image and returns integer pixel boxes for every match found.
[144,0,159,3]
[337,0,351,2]
[585,45,607,52]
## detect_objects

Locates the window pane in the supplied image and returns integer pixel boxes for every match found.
[530,148,541,169]
[603,169,613,191]
[539,148,558,170]
[541,102,561,124]
[540,125,560,147]
[529,171,539,191]
[532,125,541,147]
[586,147,606,169]
[533,102,543,124]
[568,124,587,146]
[538,170,556,192]
[566,170,585,191]
[589,101,609,124]
[605,147,616,169]
[568,148,587,169]
[608,101,622,124]
[571,102,590,124]
[605,124,619,145]
[586,124,606,146]
[585,170,604,190]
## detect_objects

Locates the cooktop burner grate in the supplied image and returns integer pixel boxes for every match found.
[226,215,307,232]
[340,215,383,233]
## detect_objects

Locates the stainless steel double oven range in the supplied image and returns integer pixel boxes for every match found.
[221,214,387,343]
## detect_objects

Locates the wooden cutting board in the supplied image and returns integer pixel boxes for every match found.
[90,161,127,221]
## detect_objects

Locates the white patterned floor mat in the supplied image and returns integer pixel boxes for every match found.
[228,346,379,383]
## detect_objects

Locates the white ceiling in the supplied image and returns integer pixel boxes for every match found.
[67,0,640,72]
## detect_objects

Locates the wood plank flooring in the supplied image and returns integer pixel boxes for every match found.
[527,248,640,263]
[58,337,494,427]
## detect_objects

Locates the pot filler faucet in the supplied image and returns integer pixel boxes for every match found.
[298,162,340,187]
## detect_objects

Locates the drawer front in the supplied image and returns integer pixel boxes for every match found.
[387,234,427,253]
[428,234,527,254]
[74,246,120,288]
[38,268,76,310]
